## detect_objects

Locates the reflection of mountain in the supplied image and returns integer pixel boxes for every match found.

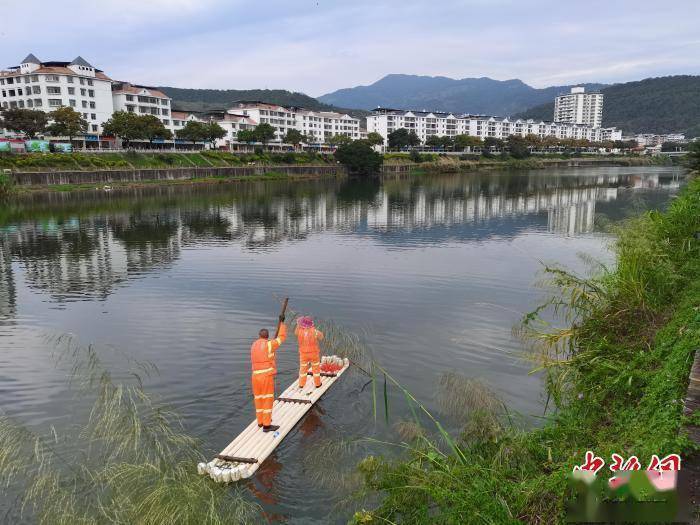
[0,169,684,305]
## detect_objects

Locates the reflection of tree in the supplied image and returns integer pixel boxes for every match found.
[0,239,17,320]
[181,209,232,242]
[111,213,181,273]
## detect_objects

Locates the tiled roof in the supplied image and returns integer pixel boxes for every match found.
[112,83,168,98]
[0,65,112,81]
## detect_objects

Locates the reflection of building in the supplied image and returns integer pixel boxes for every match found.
[0,242,16,319]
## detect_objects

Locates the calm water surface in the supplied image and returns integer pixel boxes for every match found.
[0,166,685,522]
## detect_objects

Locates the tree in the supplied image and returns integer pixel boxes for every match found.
[284,129,307,147]
[425,135,453,150]
[0,108,48,138]
[661,141,685,152]
[523,134,542,149]
[365,132,384,147]
[506,135,530,159]
[237,129,257,143]
[140,114,172,144]
[327,134,353,147]
[103,111,146,147]
[334,140,383,176]
[46,107,87,142]
[388,128,421,150]
[176,121,207,144]
[685,140,700,171]
[253,123,276,145]
[483,137,505,150]
[454,134,483,151]
[202,121,226,149]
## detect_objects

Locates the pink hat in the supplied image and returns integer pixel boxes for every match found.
[298,316,314,329]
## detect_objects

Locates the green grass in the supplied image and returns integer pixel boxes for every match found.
[0,336,261,524]
[353,177,700,524]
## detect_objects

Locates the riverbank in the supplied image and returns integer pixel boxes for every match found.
[355,175,700,523]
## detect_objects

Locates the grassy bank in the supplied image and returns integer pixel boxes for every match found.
[0,150,335,172]
[353,176,700,523]
[405,154,670,173]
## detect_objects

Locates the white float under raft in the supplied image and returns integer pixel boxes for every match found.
[198,355,350,483]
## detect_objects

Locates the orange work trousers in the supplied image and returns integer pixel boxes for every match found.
[299,354,321,388]
[252,373,274,426]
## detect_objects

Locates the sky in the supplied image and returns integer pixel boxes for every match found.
[1,0,698,96]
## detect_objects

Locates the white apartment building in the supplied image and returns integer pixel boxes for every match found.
[554,87,604,128]
[171,110,205,133]
[295,108,361,143]
[632,133,686,147]
[226,101,361,144]
[111,82,173,131]
[0,54,114,133]
[367,107,622,148]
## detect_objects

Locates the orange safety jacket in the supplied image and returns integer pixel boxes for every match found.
[251,323,287,376]
[295,326,324,360]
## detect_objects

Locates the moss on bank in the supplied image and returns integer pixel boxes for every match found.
[354,176,700,524]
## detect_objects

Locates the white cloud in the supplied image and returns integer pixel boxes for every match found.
[1,0,698,95]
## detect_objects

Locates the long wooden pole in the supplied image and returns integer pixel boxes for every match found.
[274,297,289,338]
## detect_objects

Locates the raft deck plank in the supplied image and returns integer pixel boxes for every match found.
[199,357,350,482]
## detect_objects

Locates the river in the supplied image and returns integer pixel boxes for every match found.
[0,166,685,523]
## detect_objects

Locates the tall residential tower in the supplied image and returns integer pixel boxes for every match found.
[553,87,603,128]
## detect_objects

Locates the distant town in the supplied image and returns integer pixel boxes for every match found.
[0,54,690,153]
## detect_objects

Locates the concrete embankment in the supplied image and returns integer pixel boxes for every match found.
[10,164,344,186]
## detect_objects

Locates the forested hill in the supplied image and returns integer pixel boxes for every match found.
[515,76,700,137]
[318,74,605,115]
[158,87,368,118]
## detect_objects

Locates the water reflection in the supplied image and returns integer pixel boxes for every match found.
[0,170,682,306]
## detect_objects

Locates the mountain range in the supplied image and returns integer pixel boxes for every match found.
[318,74,606,116]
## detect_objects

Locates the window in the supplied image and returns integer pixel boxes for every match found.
[17,88,22,95]
[32,86,41,94]
[18,100,24,108]
[27,99,33,108]
[89,101,95,108]
[68,87,75,95]
[126,95,134,101]
[87,79,93,86]
[1,90,5,97]
[1,102,7,108]
[31,75,38,82]
[82,101,87,108]
[91,113,96,120]
[88,90,94,97]
[163,119,169,125]
[47,86,61,94]
[9,101,17,108]
[7,78,14,84]
[91,124,98,132]
[79,78,85,85]
[24,77,30,84]
[34,99,42,107]
[126,105,135,112]
[48,99,62,107]
[80,88,86,96]
[45,75,59,82]
[161,109,169,116]
[8,89,15,97]
[69,99,76,107]
[67,76,73,83]
[161,99,168,105]
[82,112,88,118]
[0,79,4,85]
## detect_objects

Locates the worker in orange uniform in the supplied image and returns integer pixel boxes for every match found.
[251,315,287,432]
[295,316,323,389]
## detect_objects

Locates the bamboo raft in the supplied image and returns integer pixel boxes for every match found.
[198,355,350,483]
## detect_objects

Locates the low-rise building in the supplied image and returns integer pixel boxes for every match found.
[367,107,622,148]
[0,54,114,133]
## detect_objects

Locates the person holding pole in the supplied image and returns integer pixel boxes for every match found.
[250,299,288,432]
[295,316,323,389]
